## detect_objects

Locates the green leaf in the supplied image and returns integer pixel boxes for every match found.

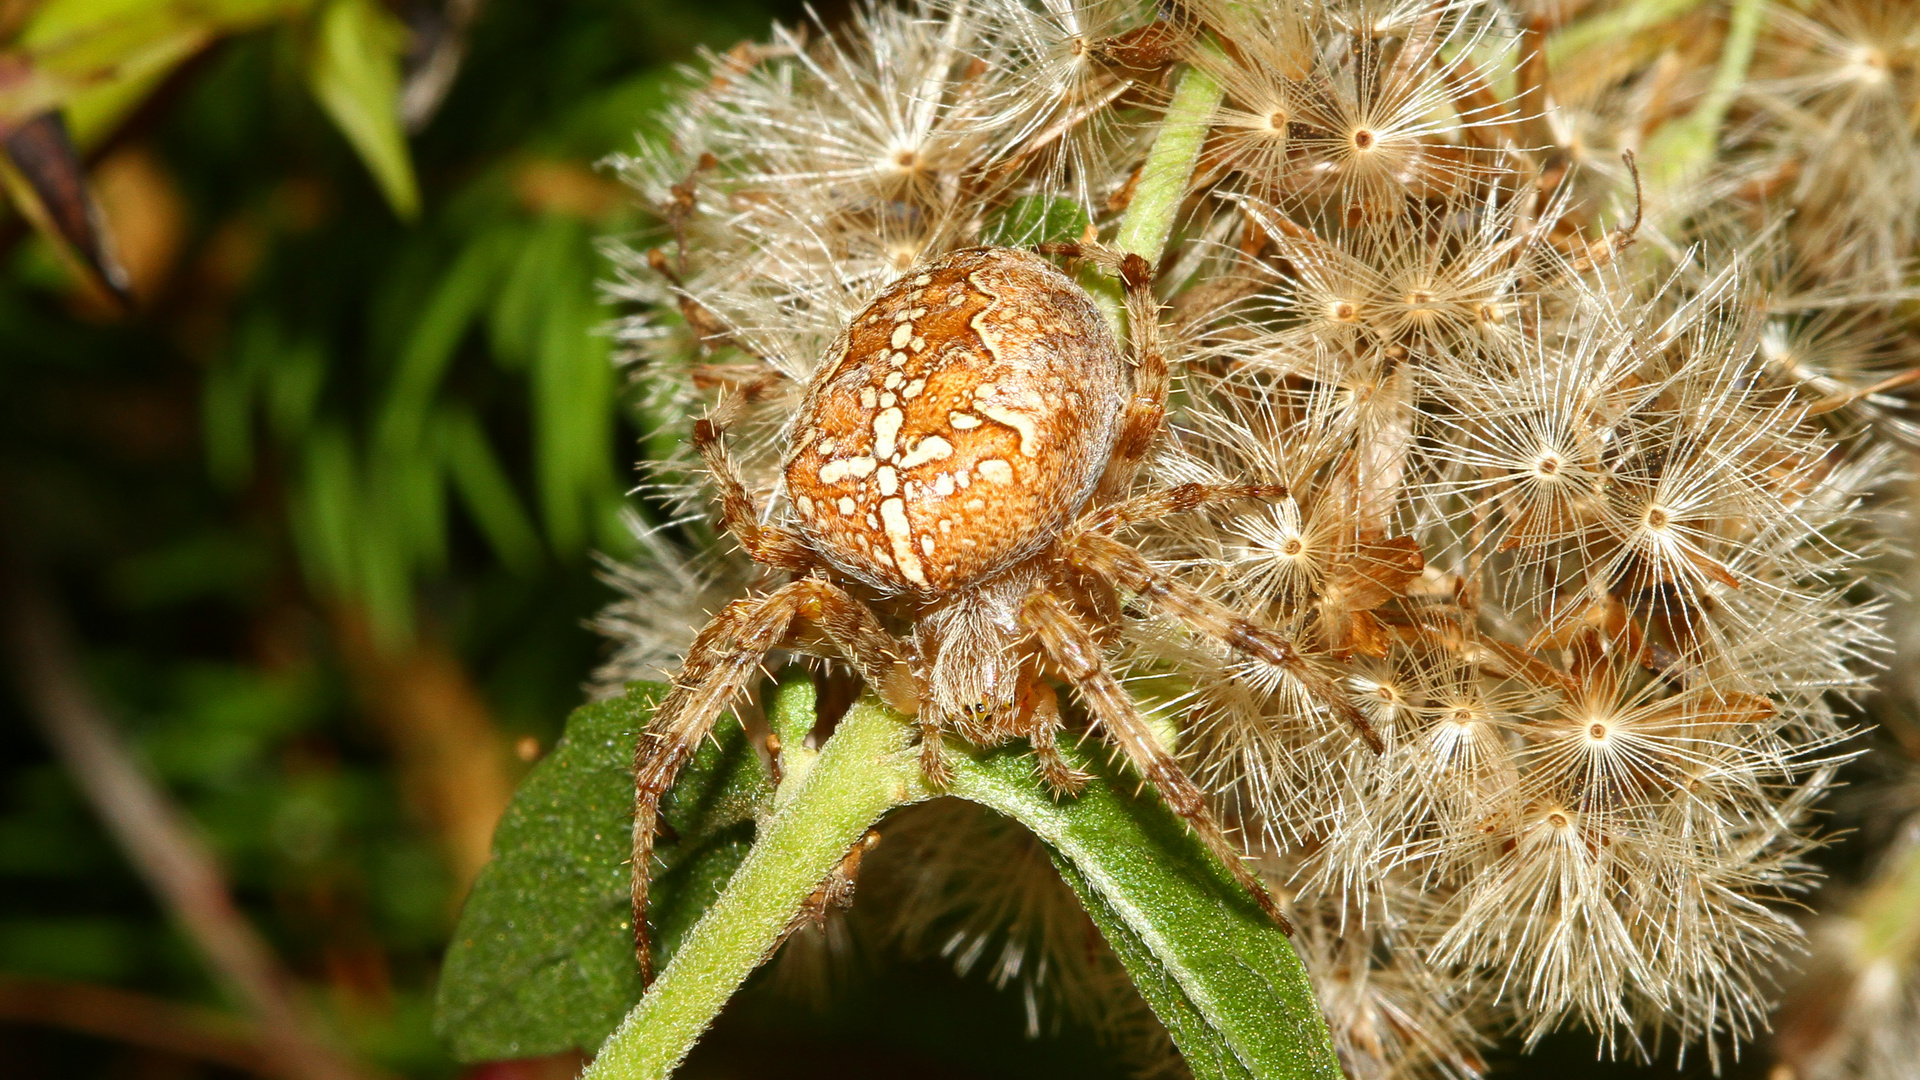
[548,68,689,158]
[434,683,773,1062]
[372,433,447,572]
[304,0,419,219]
[484,216,622,557]
[376,233,511,454]
[352,480,416,644]
[288,424,359,597]
[487,220,547,369]
[528,219,616,557]
[263,337,327,445]
[202,352,256,491]
[983,194,1090,247]
[438,408,545,575]
[581,691,1341,1080]
[949,749,1340,1080]
[12,0,303,147]
[108,530,273,609]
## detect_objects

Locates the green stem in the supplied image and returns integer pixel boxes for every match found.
[583,689,1340,1080]
[1546,0,1711,72]
[582,699,929,1080]
[1113,62,1224,265]
[1637,0,1765,188]
[1086,57,1224,330]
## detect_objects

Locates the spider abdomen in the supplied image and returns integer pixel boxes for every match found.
[784,247,1125,596]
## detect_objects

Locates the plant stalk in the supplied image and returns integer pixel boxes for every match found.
[1637,0,1764,187]
[1546,0,1711,71]
[1113,61,1224,265]
[582,699,928,1080]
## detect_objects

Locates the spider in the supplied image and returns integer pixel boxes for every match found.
[632,242,1378,982]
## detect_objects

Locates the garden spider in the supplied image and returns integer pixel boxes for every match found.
[632,243,1377,982]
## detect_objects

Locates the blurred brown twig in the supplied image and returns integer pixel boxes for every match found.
[0,975,273,1074]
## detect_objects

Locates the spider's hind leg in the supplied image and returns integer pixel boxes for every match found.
[1061,531,1383,753]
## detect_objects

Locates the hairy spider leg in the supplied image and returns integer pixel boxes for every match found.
[637,405,913,983]
[1082,481,1290,532]
[699,400,916,706]
[631,576,908,984]
[692,405,814,572]
[1016,678,1090,794]
[1020,590,1294,934]
[1041,243,1169,504]
[1062,531,1384,753]
[916,703,954,790]
[1056,248,1371,740]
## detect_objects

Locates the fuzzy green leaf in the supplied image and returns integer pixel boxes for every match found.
[947,744,1342,1080]
[983,194,1090,247]
[583,689,1340,1080]
[434,684,772,1062]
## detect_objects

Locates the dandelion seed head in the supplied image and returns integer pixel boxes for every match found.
[599,0,1907,1068]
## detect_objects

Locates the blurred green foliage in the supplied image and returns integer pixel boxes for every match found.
[0,0,786,1074]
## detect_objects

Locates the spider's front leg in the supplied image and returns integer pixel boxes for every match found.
[1020,589,1293,934]
[692,398,813,572]
[1084,482,1289,532]
[632,577,911,984]
[1061,531,1384,753]
[1040,241,1166,502]
[1016,678,1089,795]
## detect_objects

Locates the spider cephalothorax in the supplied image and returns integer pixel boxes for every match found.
[632,243,1376,982]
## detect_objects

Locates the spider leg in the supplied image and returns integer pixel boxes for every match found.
[1080,481,1286,533]
[1061,532,1384,753]
[693,402,814,572]
[918,709,954,789]
[1041,241,1166,501]
[1017,678,1089,795]
[1020,589,1292,934]
[1108,250,1167,498]
[633,577,911,984]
